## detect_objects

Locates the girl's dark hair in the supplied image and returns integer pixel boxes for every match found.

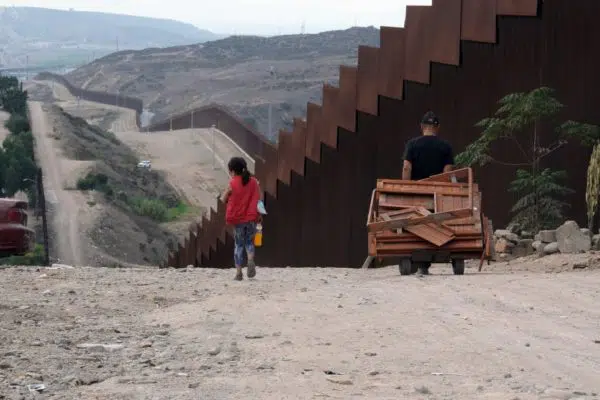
[227,157,251,185]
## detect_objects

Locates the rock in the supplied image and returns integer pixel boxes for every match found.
[245,334,264,339]
[76,343,124,352]
[49,263,74,269]
[326,377,353,385]
[534,233,542,242]
[494,238,515,254]
[532,240,543,251]
[538,230,557,243]
[520,231,534,239]
[513,239,534,258]
[207,347,221,356]
[556,221,591,254]
[592,234,600,250]
[0,362,13,370]
[494,230,520,243]
[543,242,560,255]
[541,388,572,399]
[580,228,591,237]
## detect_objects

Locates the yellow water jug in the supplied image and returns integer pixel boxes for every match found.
[254,223,263,247]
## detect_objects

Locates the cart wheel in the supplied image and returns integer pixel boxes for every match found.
[452,259,465,275]
[399,259,412,276]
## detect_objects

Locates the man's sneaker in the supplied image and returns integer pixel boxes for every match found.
[247,260,256,278]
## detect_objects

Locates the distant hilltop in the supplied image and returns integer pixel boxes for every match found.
[0,6,225,69]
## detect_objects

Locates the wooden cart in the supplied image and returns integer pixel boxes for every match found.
[364,168,494,275]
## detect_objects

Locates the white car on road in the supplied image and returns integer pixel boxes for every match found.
[137,160,151,170]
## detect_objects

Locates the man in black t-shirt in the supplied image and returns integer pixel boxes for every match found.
[402,111,454,181]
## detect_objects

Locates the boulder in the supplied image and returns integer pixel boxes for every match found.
[556,221,591,254]
[520,231,534,239]
[494,229,520,243]
[580,228,591,237]
[543,242,560,255]
[494,238,515,254]
[538,230,557,243]
[592,234,600,251]
[513,239,534,258]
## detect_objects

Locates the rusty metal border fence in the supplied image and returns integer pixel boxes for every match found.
[167,0,600,269]
[34,72,144,128]
[36,167,50,266]
[32,0,600,269]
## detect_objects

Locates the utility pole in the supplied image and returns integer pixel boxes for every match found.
[211,124,216,169]
[268,66,275,139]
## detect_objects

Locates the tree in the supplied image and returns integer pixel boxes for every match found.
[586,144,600,233]
[456,86,600,232]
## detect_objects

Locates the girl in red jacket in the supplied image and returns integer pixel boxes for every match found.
[221,157,261,281]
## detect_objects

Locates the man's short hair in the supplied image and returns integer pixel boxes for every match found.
[421,111,440,126]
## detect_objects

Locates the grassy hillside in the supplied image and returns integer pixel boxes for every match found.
[65,27,380,139]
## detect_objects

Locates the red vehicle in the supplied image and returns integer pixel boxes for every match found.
[0,198,35,256]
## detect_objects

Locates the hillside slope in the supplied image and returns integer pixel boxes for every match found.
[0,6,223,69]
[65,27,380,139]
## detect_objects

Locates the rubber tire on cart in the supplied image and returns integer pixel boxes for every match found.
[452,259,465,275]
[399,259,413,276]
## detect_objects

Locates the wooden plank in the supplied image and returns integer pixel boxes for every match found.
[356,46,380,115]
[376,239,483,252]
[381,208,455,247]
[379,193,435,209]
[378,26,405,100]
[461,0,497,43]
[405,222,455,247]
[367,208,473,232]
[419,168,472,183]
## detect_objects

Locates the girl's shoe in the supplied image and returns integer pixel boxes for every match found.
[247,260,256,278]
[234,270,243,281]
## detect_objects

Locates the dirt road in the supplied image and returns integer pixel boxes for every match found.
[1,260,599,400]
[117,128,254,210]
[28,101,84,266]
[27,80,138,132]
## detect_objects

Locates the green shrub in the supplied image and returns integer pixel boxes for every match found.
[166,202,188,221]
[0,244,45,266]
[130,197,169,222]
[76,172,111,193]
[4,113,30,134]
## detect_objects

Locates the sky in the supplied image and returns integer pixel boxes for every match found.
[0,0,432,35]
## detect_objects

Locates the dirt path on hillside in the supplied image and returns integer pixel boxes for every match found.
[28,101,85,266]
[28,80,138,132]
[1,260,599,399]
[117,128,254,211]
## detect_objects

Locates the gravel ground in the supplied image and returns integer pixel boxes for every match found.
[1,254,599,399]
